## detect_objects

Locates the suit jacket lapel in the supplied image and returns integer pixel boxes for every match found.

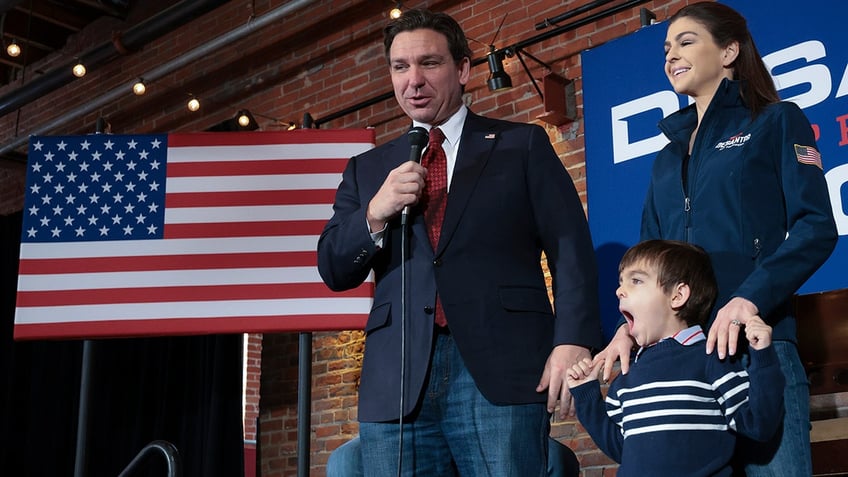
[436,113,498,255]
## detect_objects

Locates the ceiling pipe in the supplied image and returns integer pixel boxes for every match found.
[0,0,318,157]
[0,0,231,118]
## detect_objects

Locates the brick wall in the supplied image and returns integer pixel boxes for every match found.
[0,0,697,476]
[254,1,691,476]
[245,332,264,441]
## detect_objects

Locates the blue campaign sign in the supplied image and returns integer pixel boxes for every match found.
[582,0,848,341]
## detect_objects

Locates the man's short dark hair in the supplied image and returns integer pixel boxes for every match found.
[383,8,473,63]
[619,240,718,327]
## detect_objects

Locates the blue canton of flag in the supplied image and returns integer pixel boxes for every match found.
[23,134,168,243]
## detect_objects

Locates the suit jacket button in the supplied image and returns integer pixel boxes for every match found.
[423,305,434,314]
[354,249,368,264]
[433,259,442,267]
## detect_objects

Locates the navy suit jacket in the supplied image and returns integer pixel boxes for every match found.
[318,111,601,422]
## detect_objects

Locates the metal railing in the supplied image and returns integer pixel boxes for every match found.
[117,440,181,477]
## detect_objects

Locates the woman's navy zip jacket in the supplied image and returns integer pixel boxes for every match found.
[641,78,838,341]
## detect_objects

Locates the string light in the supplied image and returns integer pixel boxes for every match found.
[6,39,20,58]
[187,97,200,112]
[72,61,86,78]
[389,2,402,19]
[237,111,251,127]
[132,79,146,96]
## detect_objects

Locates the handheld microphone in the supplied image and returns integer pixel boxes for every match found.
[401,126,429,224]
[398,125,427,475]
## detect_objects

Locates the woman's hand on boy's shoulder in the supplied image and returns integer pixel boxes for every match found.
[707,297,759,358]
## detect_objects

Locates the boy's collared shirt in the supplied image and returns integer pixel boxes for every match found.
[634,325,705,362]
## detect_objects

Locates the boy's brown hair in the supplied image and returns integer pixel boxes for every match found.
[619,240,718,326]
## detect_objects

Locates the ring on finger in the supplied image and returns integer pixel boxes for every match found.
[730,319,741,326]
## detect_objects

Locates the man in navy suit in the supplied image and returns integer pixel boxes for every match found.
[317,8,601,475]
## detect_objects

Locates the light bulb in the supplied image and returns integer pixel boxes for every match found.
[132,81,146,95]
[72,62,86,78]
[6,40,20,58]
[187,98,200,112]
[389,4,402,19]
[237,113,250,127]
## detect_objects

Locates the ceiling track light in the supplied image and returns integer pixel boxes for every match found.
[6,38,20,58]
[486,46,512,92]
[389,2,403,19]
[132,79,146,96]
[640,8,657,27]
[72,60,86,78]
[482,13,511,92]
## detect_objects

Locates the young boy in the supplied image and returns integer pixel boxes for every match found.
[567,240,785,476]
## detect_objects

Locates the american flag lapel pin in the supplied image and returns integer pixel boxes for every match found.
[484,133,496,140]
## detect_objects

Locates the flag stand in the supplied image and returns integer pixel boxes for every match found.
[297,332,312,477]
[74,340,94,477]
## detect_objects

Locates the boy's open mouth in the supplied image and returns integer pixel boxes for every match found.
[621,309,634,333]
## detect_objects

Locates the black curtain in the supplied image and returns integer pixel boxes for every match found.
[0,211,244,477]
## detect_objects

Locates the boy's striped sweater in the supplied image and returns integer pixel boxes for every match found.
[572,331,784,476]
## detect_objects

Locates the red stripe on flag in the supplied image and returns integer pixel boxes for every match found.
[166,158,350,177]
[164,220,327,238]
[16,282,373,307]
[165,189,338,207]
[167,130,376,147]
[18,251,319,274]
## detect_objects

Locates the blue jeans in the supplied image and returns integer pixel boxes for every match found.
[738,340,811,477]
[359,333,550,476]
[328,435,579,477]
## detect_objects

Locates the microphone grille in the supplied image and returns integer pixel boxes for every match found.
[407,126,429,148]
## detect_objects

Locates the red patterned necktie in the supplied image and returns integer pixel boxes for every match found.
[420,127,448,327]
[421,127,447,249]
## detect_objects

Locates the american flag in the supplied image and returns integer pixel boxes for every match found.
[794,144,823,170]
[15,130,375,340]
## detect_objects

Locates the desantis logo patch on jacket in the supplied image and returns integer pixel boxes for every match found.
[714,132,751,150]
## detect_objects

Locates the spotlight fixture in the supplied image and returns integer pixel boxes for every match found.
[640,8,657,27]
[481,13,511,92]
[302,112,314,129]
[132,79,146,96]
[95,116,111,134]
[6,38,20,58]
[389,2,403,19]
[72,61,86,78]
[486,46,512,92]
[187,97,200,112]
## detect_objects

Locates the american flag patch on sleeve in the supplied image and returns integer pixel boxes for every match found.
[794,144,822,169]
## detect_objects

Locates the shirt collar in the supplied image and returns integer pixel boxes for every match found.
[412,104,467,147]
[672,325,706,345]
[634,325,705,362]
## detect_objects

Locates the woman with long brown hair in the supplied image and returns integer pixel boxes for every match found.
[596,3,837,476]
